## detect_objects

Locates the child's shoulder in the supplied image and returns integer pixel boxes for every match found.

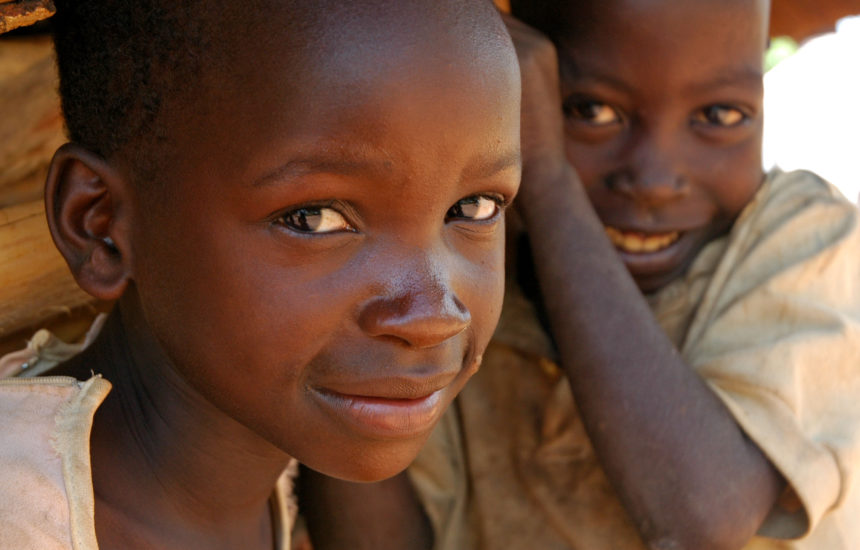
[745,168,857,229]
[728,168,858,267]
[678,170,860,543]
[0,375,107,550]
[654,168,860,346]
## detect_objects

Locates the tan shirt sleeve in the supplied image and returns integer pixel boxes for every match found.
[680,171,860,541]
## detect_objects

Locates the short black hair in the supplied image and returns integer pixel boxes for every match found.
[51,0,509,184]
[508,0,591,43]
[510,0,564,40]
[509,0,555,35]
[51,1,210,180]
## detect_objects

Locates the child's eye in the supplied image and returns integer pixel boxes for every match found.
[280,206,354,234]
[563,99,621,126]
[695,105,747,127]
[447,195,502,221]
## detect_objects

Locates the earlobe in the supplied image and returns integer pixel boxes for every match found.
[45,143,132,301]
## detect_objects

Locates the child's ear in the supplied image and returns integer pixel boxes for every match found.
[45,143,132,301]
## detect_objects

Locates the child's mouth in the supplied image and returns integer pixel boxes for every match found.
[605,226,680,254]
[313,387,445,439]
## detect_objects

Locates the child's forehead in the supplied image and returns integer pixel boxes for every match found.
[117,0,513,188]
[141,0,518,190]
[554,0,769,80]
[182,1,511,116]
[555,0,769,43]
[213,2,505,66]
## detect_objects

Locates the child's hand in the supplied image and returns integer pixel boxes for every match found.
[503,15,572,199]
[503,14,593,239]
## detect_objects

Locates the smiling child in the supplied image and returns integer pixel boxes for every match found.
[0,1,521,549]
[301,0,860,548]
[410,0,859,547]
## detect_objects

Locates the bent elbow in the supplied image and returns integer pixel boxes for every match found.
[640,510,755,550]
[643,527,750,550]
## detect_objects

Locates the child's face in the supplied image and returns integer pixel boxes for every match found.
[556,0,767,292]
[123,9,520,481]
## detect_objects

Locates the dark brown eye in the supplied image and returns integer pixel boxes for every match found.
[281,207,352,233]
[564,99,621,125]
[696,105,747,127]
[447,196,500,221]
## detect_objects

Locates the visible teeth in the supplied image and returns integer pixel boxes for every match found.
[605,227,679,253]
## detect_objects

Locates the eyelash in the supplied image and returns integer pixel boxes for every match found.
[276,200,356,235]
[693,104,749,128]
[446,194,506,222]
[275,194,507,235]
[562,96,752,131]
[562,97,622,126]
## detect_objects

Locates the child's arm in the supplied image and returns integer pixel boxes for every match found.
[297,468,433,550]
[508,17,785,550]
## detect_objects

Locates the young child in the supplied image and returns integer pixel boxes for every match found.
[302,0,860,548]
[0,1,522,549]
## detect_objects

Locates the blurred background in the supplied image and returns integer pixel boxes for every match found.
[764,11,860,204]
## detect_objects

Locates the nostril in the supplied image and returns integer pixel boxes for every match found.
[605,171,639,198]
[358,292,471,348]
[664,172,689,190]
[607,169,689,203]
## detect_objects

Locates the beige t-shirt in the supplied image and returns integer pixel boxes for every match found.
[410,170,860,549]
[0,345,297,549]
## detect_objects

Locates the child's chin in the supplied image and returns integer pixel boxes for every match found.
[340,466,410,484]
[631,270,679,294]
[312,437,430,483]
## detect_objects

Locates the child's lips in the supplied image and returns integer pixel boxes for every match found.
[602,223,712,291]
[605,226,680,254]
[309,369,467,440]
[312,387,446,439]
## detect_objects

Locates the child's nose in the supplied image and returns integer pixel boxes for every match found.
[357,253,471,349]
[608,136,690,205]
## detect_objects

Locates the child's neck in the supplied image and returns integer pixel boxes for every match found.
[59,290,292,550]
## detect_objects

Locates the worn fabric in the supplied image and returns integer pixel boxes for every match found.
[0,376,110,550]
[0,315,107,379]
[409,169,860,549]
[0,333,297,550]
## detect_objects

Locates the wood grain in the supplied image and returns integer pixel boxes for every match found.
[0,34,65,207]
[0,199,99,339]
[0,0,54,34]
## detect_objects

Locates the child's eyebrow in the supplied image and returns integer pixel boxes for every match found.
[250,148,521,188]
[462,149,522,180]
[560,58,763,98]
[250,148,394,188]
[682,67,764,96]
[557,58,635,95]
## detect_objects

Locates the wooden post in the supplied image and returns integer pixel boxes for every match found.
[0,200,99,339]
[0,0,54,35]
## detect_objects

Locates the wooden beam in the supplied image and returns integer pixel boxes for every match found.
[0,33,107,357]
[0,34,65,207]
[0,0,54,34]
[0,199,100,338]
